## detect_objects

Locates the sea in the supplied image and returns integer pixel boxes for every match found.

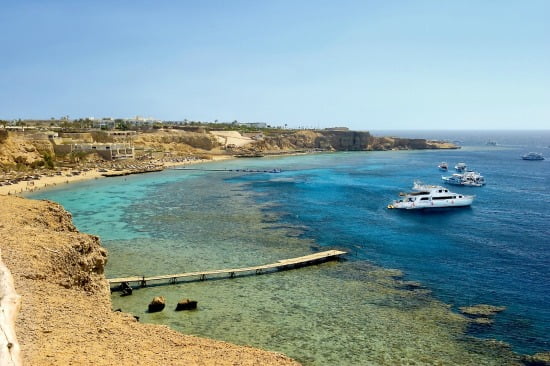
[29,130,549,365]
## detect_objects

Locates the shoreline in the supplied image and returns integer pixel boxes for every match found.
[0,155,233,196]
[4,149,547,365]
[0,144,460,197]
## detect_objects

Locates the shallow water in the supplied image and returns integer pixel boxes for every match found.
[30,132,549,365]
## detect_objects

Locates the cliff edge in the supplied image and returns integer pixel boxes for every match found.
[0,195,299,366]
[245,130,457,153]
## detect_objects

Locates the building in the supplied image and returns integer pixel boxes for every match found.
[92,118,116,130]
[238,122,268,129]
[52,142,134,160]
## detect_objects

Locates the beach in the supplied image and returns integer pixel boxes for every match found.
[0,155,232,196]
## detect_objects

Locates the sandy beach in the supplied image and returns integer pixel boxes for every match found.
[0,169,104,196]
[0,155,233,196]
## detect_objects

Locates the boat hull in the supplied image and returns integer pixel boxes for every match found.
[388,196,474,210]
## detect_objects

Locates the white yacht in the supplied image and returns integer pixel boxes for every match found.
[521,152,544,161]
[442,171,485,187]
[387,182,475,210]
[438,162,448,171]
[455,162,467,172]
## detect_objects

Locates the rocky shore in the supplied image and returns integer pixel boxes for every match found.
[0,195,299,365]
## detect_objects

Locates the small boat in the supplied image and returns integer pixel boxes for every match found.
[486,141,497,146]
[521,152,544,161]
[441,173,463,185]
[438,162,448,171]
[455,162,467,172]
[461,171,486,186]
[387,181,474,210]
[442,171,485,187]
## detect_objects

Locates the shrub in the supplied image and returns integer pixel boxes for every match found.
[0,130,8,144]
[43,152,55,169]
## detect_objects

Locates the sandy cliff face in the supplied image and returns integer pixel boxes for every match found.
[133,130,220,153]
[0,133,54,168]
[253,130,322,152]
[317,131,372,150]
[250,130,453,152]
[0,196,299,366]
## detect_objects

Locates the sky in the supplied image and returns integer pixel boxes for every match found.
[0,0,549,130]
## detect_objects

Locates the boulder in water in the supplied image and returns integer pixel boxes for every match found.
[175,299,197,311]
[148,296,166,313]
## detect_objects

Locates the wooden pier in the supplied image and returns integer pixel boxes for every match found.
[108,250,346,290]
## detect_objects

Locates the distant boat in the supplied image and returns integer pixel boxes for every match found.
[442,171,485,187]
[486,141,497,146]
[521,152,544,161]
[438,162,448,171]
[455,162,467,172]
[387,181,474,210]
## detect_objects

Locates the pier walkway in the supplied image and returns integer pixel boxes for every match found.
[108,250,346,290]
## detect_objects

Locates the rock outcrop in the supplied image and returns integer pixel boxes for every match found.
[176,299,198,311]
[250,130,456,153]
[0,132,54,169]
[148,296,166,313]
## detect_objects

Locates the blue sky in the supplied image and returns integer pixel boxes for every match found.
[1,0,549,130]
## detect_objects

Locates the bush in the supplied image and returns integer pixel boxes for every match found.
[30,160,45,169]
[43,152,55,169]
[14,156,27,165]
[0,130,7,144]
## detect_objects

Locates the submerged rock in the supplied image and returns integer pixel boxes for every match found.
[471,317,494,325]
[399,281,425,291]
[148,296,166,313]
[459,304,506,317]
[522,352,550,366]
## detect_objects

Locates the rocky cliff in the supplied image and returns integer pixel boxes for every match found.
[0,129,457,169]
[0,132,54,169]
[247,130,456,153]
[132,130,220,153]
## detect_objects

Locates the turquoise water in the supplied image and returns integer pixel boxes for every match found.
[29,132,549,365]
